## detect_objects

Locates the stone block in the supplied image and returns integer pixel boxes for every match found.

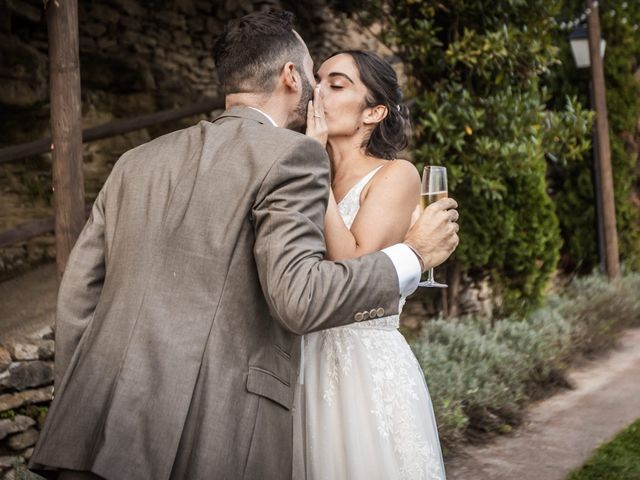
[173,31,193,48]
[0,348,11,373]
[201,57,215,70]
[36,340,54,361]
[0,361,53,392]
[121,30,144,48]
[7,428,39,451]
[167,51,196,68]
[187,17,204,33]
[0,371,10,388]
[82,23,107,38]
[91,4,120,23]
[0,34,48,108]
[132,43,151,55]
[0,387,54,413]
[0,456,23,469]
[0,416,35,441]
[142,36,157,47]
[205,17,222,34]
[113,0,144,16]
[6,0,42,22]
[23,447,34,460]
[195,0,213,12]
[29,326,53,341]
[202,36,214,49]
[175,0,196,15]
[8,344,39,362]
[120,16,142,32]
[98,37,118,51]
[459,287,482,314]
[159,11,186,29]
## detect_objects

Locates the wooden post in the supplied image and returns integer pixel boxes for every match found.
[47,0,85,280]
[587,0,620,278]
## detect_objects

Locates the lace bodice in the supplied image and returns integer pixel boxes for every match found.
[337,166,383,229]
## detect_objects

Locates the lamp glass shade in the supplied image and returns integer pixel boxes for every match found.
[569,24,606,68]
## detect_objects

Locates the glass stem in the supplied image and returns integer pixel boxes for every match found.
[427,268,435,283]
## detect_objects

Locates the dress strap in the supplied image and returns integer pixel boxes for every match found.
[338,165,385,207]
[359,165,384,190]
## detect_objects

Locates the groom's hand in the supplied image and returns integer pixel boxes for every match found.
[404,198,459,272]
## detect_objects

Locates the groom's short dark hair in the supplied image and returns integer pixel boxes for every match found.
[213,10,306,95]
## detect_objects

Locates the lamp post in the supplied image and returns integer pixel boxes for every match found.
[568,1,620,279]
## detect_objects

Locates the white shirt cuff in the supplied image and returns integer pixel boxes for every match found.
[382,243,422,297]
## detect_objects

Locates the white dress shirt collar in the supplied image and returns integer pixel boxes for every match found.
[248,107,278,127]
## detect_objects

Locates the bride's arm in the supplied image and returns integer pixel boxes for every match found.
[324,160,421,261]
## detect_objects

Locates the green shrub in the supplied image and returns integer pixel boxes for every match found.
[410,272,640,449]
[413,313,572,446]
[554,272,640,355]
[330,0,594,313]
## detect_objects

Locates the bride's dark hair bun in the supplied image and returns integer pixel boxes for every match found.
[329,50,411,160]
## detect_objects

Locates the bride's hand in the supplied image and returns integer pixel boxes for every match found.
[306,85,328,147]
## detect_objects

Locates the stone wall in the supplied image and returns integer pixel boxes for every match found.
[0,327,54,480]
[0,0,396,280]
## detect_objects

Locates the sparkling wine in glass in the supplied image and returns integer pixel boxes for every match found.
[418,166,448,288]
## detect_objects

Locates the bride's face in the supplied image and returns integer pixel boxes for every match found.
[316,54,372,140]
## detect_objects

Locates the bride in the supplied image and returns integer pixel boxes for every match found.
[299,50,447,479]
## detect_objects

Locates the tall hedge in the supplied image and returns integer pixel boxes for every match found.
[331,0,593,313]
[547,0,640,273]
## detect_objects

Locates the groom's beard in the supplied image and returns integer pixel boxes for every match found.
[287,73,314,131]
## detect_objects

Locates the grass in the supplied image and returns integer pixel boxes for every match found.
[567,418,640,480]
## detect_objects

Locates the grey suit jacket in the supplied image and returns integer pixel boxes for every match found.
[29,107,401,480]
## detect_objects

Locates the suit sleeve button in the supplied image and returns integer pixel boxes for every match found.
[376,308,385,317]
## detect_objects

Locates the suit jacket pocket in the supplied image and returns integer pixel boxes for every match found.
[246,366,292,411]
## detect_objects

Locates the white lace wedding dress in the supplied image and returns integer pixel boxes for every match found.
[297,166,446,479]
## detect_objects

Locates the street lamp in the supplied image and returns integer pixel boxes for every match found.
[569,24,606,68]
[569,23,606,273]
[568,2,619,279]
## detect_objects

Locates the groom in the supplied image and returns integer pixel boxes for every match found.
[29,10,458,480]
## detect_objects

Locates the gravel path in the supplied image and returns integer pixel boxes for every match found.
[0,264,57,342]
[445,328,640,480]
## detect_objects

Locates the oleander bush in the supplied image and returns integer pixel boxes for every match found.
[330,0,595,314]
[411,272,640,449]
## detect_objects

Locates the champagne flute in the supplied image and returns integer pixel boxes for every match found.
[418,166,448,288]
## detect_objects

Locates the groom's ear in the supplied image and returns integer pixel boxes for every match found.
[281,62,300,92]
[363,104,388,125]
